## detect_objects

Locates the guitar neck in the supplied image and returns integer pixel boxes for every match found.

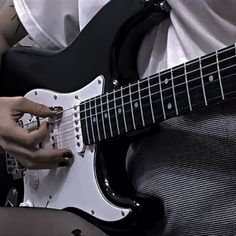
[80,44,236,145]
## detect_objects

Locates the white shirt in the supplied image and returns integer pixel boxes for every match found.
[13,0,236,78]
[12,3,236,233]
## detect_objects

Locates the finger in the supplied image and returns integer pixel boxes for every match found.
[16,156,72,170]
[15,97,63,117]
[14,156,61,170]
[31,148,74,163]
[6,145,73,169]
[3,121,49,147]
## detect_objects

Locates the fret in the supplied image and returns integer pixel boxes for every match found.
[148,76,156,123]
[114,89,126,133]
[199,58,208,106]
[149,74,164,122]
[113,89,120,135]
[81,44,236,144]
[122,85,134,132]
[79,102,89,142]
[216,45,236,100]
[80,101,92,145]
[97,96,107,141]
[129,83,136,130]
[138,80,145,127]
[200,51,222,106]
[101,93,112,139]
[185,58,204,108]
[120,87,128,133]
[94,98,101,141]
[84,101,92,144]
[100,95,107,140]
[171,64,191,115]
[89,99,96,143]
[106,92,113,138]
[160,69,178,119]
[158,73,166,120]
[139,79,155,126]
[171,68,179,115]
[130,83,144,128]
[216,51,225,100]
[184,62,192,111]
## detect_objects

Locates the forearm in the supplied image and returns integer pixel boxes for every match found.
[0,0,27,54]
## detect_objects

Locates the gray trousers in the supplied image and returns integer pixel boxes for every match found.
[2,102,236,236]
[127,101,236,235]
[0,207,108,236]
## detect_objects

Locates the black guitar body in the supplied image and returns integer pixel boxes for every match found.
[0,0,168,233]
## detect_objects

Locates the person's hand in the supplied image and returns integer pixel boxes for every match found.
[0,96,73,169]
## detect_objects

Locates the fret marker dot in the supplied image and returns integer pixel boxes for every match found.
[167,103,172,110]
[209,75,214,82]
[118,108,122,114]
[164,78,169,84]
[104,113,108,118]
[134,102,139,108]
[93,117,96,122]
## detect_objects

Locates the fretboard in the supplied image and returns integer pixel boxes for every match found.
[80,44,236,145]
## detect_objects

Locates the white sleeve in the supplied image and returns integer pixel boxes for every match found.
[13,0,80,50]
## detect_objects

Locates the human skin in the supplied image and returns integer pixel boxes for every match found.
[0,0,73,169]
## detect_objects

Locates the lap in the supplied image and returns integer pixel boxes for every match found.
[0,207,108,236]
[127,103,236,235]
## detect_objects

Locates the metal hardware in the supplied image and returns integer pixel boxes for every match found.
[159,0,171,12]
[113,79,119,88]
[5,188,18,207]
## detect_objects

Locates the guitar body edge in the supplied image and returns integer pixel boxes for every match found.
[0,0,168,233]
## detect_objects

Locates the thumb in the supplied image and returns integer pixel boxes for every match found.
[15,97,63,117]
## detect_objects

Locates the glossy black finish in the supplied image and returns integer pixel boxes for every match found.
[0,0,168,232]
[0,0,168,96]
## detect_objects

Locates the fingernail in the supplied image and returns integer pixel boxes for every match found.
[59,157,74,167]
[63,152,73,158]
[50,106,63,112]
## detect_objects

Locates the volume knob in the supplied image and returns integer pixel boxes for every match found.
[25,170,39,190]
[19,199,34,207]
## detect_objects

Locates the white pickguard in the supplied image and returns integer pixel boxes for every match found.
[21,76,131,222]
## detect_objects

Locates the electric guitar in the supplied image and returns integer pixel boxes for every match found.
[1,0,236,233]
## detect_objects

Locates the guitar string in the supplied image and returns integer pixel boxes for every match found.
[80,63,236,120]
[53,76,236,147]
[29,60,236,132]
[29,44,236,147]
[52,24,160,142]
[39,81,236,151]
[23,61,236,145]
[21,45,236,128]
[76,45,236,107]
[22,51,236,128]
[51,69,236,144]
[75,45,236,108]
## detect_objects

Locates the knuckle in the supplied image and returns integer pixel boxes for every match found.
[30,151,37,160]
[14,97,27,111]
[35,103,47,115]
[24,137,35,146]
[16,96,26,106]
